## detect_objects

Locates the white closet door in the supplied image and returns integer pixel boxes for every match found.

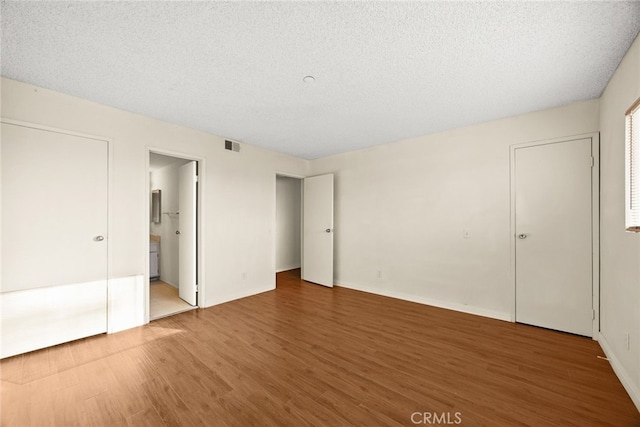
[302,174,334,287]
[1,122,108,357]
[178,161,197,306]
[514,138,593,337]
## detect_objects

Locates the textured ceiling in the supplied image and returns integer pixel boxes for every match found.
[2,2,639,159]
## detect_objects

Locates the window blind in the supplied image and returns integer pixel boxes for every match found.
[626,97,640,232]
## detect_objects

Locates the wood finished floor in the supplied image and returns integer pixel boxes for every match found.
[1,269,638,426]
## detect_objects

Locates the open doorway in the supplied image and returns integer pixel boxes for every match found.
[149,152,199,319]
[276,175,302,277]
[275,173,335,287]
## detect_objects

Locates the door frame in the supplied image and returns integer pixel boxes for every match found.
[145,147,205,323]
[509,132,600,338]
[1,118,113,355]
[274,171,335,286]
[274,171,306,277]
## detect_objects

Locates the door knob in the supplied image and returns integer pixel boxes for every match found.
[325,228,332,233]
[93,235,105,242]
[176,230,181,235]
[518,234,528,239]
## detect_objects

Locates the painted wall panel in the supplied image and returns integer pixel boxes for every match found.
[0,77,309,319]
[599,33,640,409]
[311,99,600,321]
[107,275,145,334]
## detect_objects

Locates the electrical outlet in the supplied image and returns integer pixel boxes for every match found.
[242,272,247,280]
[377,270,382,279]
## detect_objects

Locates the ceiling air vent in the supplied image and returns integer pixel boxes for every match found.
[224,140,241,152]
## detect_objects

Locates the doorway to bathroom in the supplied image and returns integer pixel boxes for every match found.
[149,152,199,320]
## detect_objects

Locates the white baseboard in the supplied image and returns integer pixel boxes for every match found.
[598,332,640,412]
[155,278,177,288]
[336,281,511,322]
[276,265,301,273]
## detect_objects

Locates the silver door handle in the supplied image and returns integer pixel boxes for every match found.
[176,230,181,235]
[518,234,528,239]
[93,235,105,242]
[325,228,332,233]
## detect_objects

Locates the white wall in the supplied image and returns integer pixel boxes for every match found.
[311,99,600,320]
[150,159,188,287]
[276,175,301,272]
[598,33,640,409]
[1,77,310,313]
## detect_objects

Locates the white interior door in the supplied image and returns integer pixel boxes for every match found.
[302,174,334,287]
[515,138,593,337]
[178,161,197,306]
[1,122,108,357]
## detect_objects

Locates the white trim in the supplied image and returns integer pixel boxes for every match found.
[0,117,110,142]
[145,147,206,323]
[336,281,511,322]
[276,266,301,273]
[509,132,600,338]
[598,332,640,412]
[275,171,307,180]
[107,275,145,333]
[592,134,601,336]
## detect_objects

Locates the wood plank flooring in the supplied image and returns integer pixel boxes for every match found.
[1,269,638,426]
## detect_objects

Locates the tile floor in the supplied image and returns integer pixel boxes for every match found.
[149,280,195,320]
